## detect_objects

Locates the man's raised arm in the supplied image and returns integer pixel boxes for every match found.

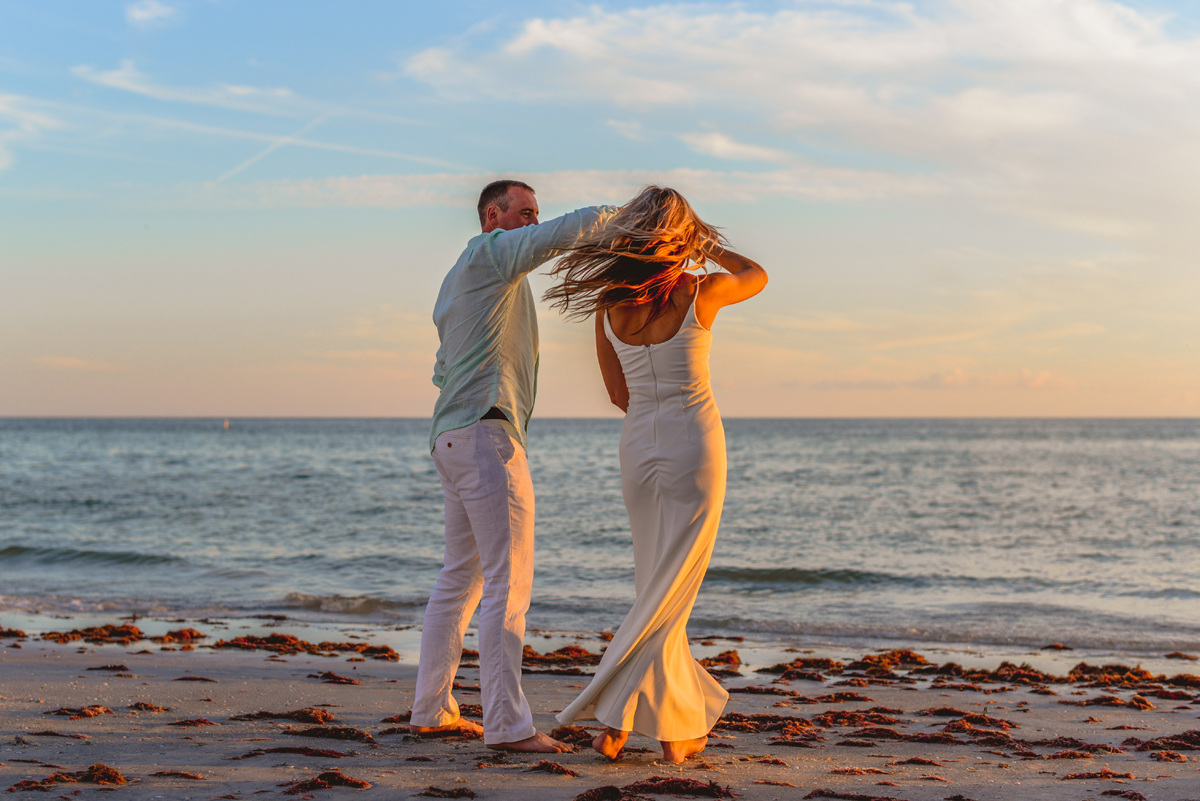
[484,205,617,284]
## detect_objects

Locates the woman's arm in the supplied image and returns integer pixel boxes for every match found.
[595,312,629,413]
[695,246,768,329]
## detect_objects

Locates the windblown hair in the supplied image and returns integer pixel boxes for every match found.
[477,179,535,227]
[544,186,724,324]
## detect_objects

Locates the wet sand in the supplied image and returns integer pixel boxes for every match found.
[2,628,1199,800]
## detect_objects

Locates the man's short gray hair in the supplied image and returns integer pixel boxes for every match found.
[477,180,535,227]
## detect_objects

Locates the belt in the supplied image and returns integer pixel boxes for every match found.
[480,407,507,421]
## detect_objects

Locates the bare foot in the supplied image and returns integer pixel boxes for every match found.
[488,730,573,753]
[660,735,708,763]
[592,727,629,760]
[410,717,484,738]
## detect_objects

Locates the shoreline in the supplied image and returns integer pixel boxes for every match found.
[3,622,1199,799]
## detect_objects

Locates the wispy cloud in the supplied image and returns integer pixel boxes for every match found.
[0,94,62,171]
[126,0,178,29]
[404,1,1200,242]
[73,60,294,115]
[186,164,946,208]
[680,132,790,164]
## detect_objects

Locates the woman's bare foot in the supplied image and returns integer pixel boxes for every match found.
[660,735,708,764]
[488,730,572,753]
[410,718,484,738]
[592,727,629,760]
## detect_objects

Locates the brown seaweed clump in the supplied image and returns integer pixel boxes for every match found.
[283,725,376,744]
[281,770,371,795]
[226,746,348,760]
[622,776,736,798]
[168,718,218,727]
[802,789,906,800]
[41,624,144,646]
[416,787,476,799]
[527,760,579,777]
[128,702,170,712]
[0,628,28,638]
[307,671,362,685]
[229,708,334,725]
[149,770,204,779]
[213,633,398,661]
[149,628,207,644]
[1061,768,1135,780]
[7,762,128,792]
[43,705,113,721]
[550,725,601,747]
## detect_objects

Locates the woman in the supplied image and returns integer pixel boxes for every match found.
[545,186,768,763]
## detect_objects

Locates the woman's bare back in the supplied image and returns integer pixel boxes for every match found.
[606,276,702,347]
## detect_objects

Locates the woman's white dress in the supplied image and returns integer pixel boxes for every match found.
[556,289,728,741]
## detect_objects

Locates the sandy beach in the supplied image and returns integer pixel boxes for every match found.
[2,624,1198,800]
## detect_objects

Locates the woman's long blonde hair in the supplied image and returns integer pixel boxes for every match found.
[544,186,725,325]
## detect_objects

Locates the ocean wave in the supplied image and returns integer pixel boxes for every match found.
[703,567,907,586]
[0,544,183,567]
[280,593,425,617]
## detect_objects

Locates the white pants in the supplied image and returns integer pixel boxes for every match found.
[410,419,536,745]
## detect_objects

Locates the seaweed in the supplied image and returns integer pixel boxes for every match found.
[712,712,813,733]
[1152,750,1187,762]
[1061,768,1135,780]
[213,633,399,661]
[727,686,797,697]
[281,770,371,794]
[416,787,476,799]
[1043,750,1093,759]
[128,702,169,712]
[550,726,600,747]
[622,776,737,798]
[6,763,127,792]
[522,644,603,667]
[812,710,899,728]
[42,706,112,721]
[173,675,218,682]
[830,767,891,775]
[307,671,361,685]
[0,628,27,638]
[84,664,129,672]
[1058,694,1155,710]
[27,732,88,740]
[226,746,348,760]
[527,760,578,777]
[168,719,218,727]
[42,624,144,646]
[229,708,335,725]
[802,790,911,801]
[283,726,376,744]
[1099,792,1147,801]
[889,757,942,766]
[149,771,204,779]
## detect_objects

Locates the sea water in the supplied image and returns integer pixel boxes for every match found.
[2,418,1198,663]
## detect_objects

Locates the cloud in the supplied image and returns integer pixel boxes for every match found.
[404,1,1200,242]
[73,60,294,114]
[126,0,178,28]
[186,164,947,209]
[0,94,62,172]
[606,120,643,140]
[680,132,790,163]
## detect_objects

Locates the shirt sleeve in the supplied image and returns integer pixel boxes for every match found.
[483,205,617,284]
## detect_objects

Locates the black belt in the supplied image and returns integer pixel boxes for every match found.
[480,407,507,421]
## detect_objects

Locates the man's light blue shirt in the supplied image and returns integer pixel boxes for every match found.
[430,206,616,452]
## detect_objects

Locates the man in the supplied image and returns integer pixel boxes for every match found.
[410,180,614,752]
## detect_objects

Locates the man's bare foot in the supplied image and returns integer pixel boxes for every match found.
[488,730,572,753]
[592,727,629,760]
[410,718,484,737]
[660,735,707,763]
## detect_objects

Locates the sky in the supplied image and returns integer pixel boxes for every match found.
[2,0,1198,418]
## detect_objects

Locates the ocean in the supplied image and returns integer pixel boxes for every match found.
[2,417,1198,666]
